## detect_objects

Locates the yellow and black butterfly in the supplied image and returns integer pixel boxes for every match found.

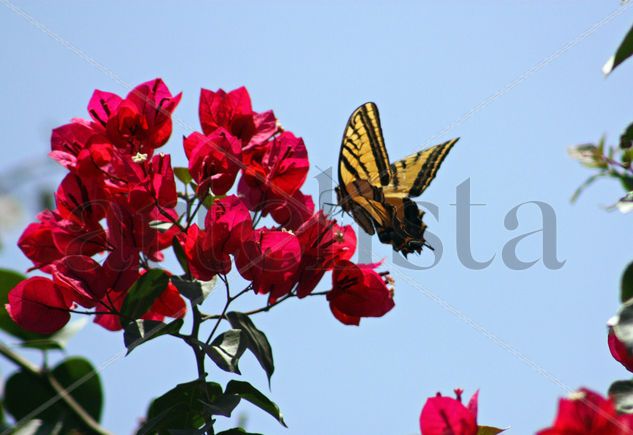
[335,102,458,256]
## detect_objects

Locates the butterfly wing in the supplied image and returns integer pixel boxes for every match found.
[382,137,459,198]
[337,103,457,255]
[338,102,391,188]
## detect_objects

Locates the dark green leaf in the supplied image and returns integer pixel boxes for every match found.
[609,380,633,414]
[603,24,633,75]
[203,330,247,374]
[225,380,286,427]
[120,269,169,322]
[174,167,193,185]
[124,318,183,354]
[622,262,633,303]
[621,177,633,193]
[172,238,190,276]
[140,380,223,434]
[201,394,241,417]
[216,429,263,435]
[477,426,506,435]
[621,122,633,149]
[4,357,103,433]
[171,276,215,305]
[226,312,274,384]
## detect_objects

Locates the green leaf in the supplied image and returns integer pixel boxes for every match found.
[603,24,633,75]
[4,357,103,432]
[570,173,605,204]
[477,426,506,435]
[171,276,216,305]
[225,380,286,427]
[148,220,174,232]
[622,262,633,303]
[216,429,263,435]
[609,380,633,414]
[120,269,169,322]
[203,329,247,374]
[124,318,183,354]
[226,312,274,384]
[141,380,224,433]
[613,302,633,351]
[202,195,216,209]
[567,143,606,169]
[174,167,193,185]
[172,238,190,276]
[613,190,633,213]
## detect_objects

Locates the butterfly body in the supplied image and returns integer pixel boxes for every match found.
[336,102,458,256]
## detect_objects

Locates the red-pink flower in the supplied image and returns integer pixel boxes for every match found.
[49,120,106,176]
[106,201,176,262]
[199,87,277,147]
[327,260,394,326]
[185,129,242,196]
[270,190,315,231]
[295,211,356,297]
[18,210,107,271]
[55,173,107,226]
[236,228,301,303]
[420,389,479,435]
[149,153,178,209]
[538,388,633,434]
[6,277,71,334]
[97,79,182,154]
[238,131,309,215]
[609,328,633,372]
[182,224,230,281]
[204,195,253,254]
[181,195,252,281]
[52,255,106,308]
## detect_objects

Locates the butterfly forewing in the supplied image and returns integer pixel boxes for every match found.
[339,102,391,187]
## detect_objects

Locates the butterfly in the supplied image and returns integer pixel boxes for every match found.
[335,102,458,256]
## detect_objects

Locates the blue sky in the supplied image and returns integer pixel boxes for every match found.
[1,1,633,434]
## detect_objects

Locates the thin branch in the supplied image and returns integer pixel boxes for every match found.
[0,342,112,435]
[204,275,232,345]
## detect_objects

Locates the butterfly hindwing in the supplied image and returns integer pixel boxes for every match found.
[383,138,459,198]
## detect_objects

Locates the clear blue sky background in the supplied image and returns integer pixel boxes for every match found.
[1,1,633,434]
